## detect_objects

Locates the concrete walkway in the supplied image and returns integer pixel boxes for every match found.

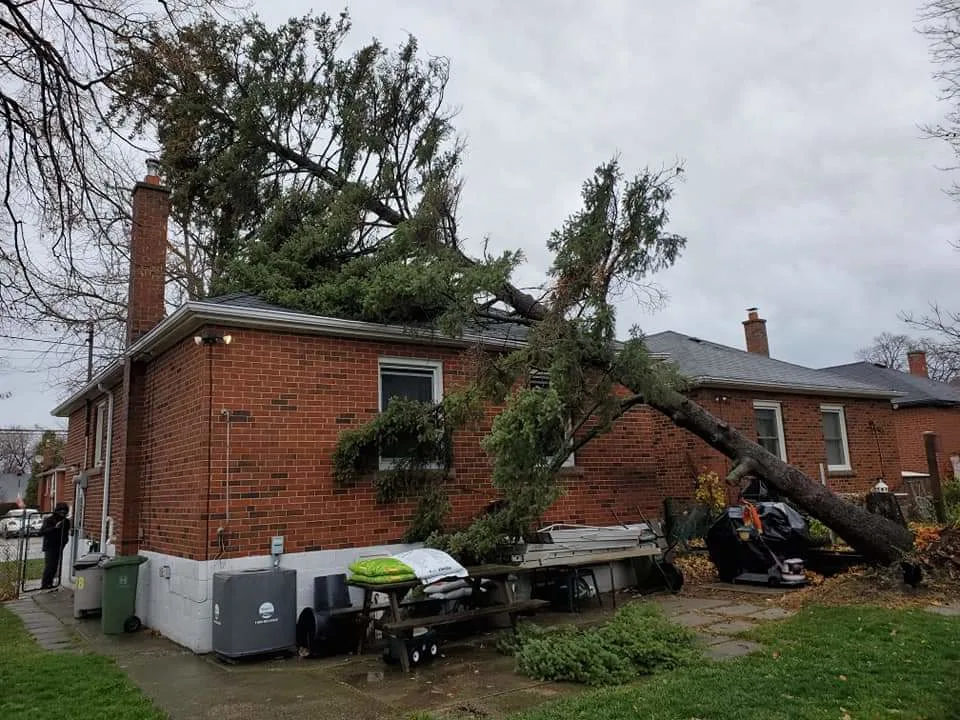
[6,593,77,652]
[6,588,793,719]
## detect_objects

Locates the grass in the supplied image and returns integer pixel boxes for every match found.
[0,559,43,600]
[0,557,45,579]
[0,607,165,720]
[513,605,960,720]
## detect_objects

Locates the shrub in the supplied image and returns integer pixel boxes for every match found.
[511,602,699,686]
[944,478,960,525]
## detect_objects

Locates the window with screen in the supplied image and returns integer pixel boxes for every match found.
[820,405,851,471]
[753,401,786,462]
[529,372,575,468]
[378,358,443,469]
[93,401,107,468]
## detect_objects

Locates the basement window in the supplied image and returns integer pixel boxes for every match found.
[529,372,575,468]
[753,400,787,462]
[93,401,107,468]
[378,357,443,470]
[820,405,851,472]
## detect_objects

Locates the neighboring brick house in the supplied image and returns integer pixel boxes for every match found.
[824,354,960,481]
[50,167,898,653]
[644,321,902,495]
[36,466,72,513]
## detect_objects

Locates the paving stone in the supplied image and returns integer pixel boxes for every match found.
[712,603,763,617]
[655,597,728,615]
[705,619,757,634]
[37,640,73,651]
[695,632,730,646]
[705,639,763,661]
[671,612,721,628]
[700,583,790,596]
[926,605,960,617]
[749,607,796,621]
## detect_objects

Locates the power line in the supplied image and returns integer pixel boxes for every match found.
[0,333,113,350]
[0,428,65,434]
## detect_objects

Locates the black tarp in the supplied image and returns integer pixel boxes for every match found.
[706,502,810,582]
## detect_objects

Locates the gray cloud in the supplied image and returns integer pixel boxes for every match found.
[2,0,957,425]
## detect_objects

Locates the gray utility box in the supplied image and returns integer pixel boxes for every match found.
[73,553,104,619]
[212,568,297,659]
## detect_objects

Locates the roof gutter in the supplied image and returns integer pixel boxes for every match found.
[687,376,905,400]
[57,300,630,417]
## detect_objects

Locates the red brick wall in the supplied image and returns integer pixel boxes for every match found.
[137,340,207,558]
[60,326,897,561]
[62,384,127,549]
[685,390,900,494]
[893,406,960,476]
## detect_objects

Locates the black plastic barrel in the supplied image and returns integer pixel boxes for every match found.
[313,573,350,611]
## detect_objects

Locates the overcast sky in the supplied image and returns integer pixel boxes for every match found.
[1,0,957,428]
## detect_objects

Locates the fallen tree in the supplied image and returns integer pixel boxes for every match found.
[115,11,914,566]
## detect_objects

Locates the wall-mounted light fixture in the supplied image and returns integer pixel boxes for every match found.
[194,334,233,346]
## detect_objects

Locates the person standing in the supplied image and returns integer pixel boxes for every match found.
[40,503,71,589]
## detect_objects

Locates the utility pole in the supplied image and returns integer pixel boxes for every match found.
[86,321,94,381]
[923,431,947,524]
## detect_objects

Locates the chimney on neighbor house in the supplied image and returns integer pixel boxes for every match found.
[907,349,929,378]
[742,307,769,357]
[127,159,171,346]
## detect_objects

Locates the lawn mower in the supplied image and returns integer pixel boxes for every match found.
[706,501,810,588]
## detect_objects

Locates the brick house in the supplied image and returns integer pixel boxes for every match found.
[50,167,899,653]
[824,353,960,482]
[36,466,71,513]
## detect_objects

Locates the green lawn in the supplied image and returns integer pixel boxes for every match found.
[0,607,165,720]
[513,605,960,720]
[0,557,44,580]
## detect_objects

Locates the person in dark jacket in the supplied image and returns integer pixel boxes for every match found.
[40,503,71,589]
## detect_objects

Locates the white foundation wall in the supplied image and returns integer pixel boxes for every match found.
[134,543,418,653]
[126,546,645,654]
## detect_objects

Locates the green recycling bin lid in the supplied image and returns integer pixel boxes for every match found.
[102,555,148,568]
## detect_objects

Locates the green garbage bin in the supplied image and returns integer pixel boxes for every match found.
[101,555,147,635]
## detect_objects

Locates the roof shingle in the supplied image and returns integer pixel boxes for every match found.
[644,331,897,398]
[821,362,960,407]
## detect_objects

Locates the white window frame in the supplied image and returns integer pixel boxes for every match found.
[377,357,444,471]
[529,372,576,468]
[752,400,787,462]
[93,401,107,468]
[820,404,852,472]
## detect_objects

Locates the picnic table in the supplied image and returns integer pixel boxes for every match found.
[349,564,547,672]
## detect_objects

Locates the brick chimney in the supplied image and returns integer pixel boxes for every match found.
[907,349,929,378]
[127,159,170,345]
[742,307,769,356]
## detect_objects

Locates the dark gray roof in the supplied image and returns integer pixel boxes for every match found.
[644,331,898,398]
[203,291,291,312]
[821,362,960,407]
[203,291,533,345]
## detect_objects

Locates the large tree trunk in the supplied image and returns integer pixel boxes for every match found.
[345,175,915,564]
[486,281,915,565]
[648,389,914,565]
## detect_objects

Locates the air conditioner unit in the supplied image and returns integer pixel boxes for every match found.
[211,568,296,660]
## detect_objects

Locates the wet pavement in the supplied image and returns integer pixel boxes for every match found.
[7,587,793,719]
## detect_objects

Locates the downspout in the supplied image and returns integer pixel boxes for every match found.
[98,383,115,551]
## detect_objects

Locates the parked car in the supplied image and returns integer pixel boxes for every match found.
[28,512,45,536]
[1,509,41,538]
